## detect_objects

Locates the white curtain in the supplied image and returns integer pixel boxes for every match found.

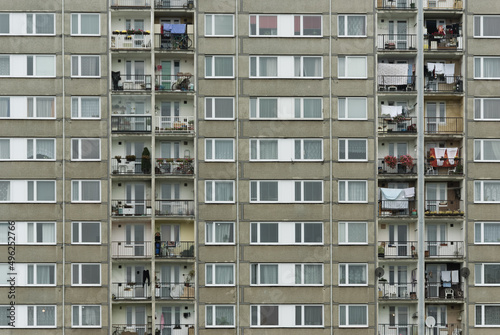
[215,265,233,284]
[349,265,367,284]
[303,140,321,159]
[302,57,321,77]
[483,182,500,202]
[36,56,55,76]
[483,58,500,78]
[483,16,500,37]
[81,14,99,35]
[260,140,277,159]
[36,306,55,326]
[484,140,500,160]
[341,181,366,201]
[347,57,367,78]
[259,99,277,118]
[483,99,500,119]
[0,181,10,201]
[304,265,322,284]
[215,306,233,325]
[259,57,277,77]
[40,222,56,243]
[214,140,233,160]
[260,264,278,284]
[483,223,500,243]
[82,306,100,326]
[0,97,10,117]
[80,98,99,118]
[37,98,54,117]
[348,139,367,160]
[214,222,233,242]
[37,139,55,159]
[347,16,366,36]
[484,306,500,325]
[346,98,367,119]
[36,265,54,284]
[215,182,233,201]
[0,139,9,159]
[303,98,322,118]
[349,305,367,325]
[214,57,233,77]
[81,56,100,76]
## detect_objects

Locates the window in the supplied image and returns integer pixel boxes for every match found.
[0,140,9,159]
[205,139,234,161]
[0,138,55,160]
[206,305,234,327]
[72,263,101,286]
[294,181,323,202]
[205,97,234,119]
[27,139,56,160]
[205,14,234,36]
[27,55,56,77]
[474,180,500,203]
[295,139,323,160]
[28,97,55,118]
[251,222,323,244]
[338,97,367,120]
[28,181,56,202]
[71,139,100,161]
[250,56,322,78]
[475,264,500,285]
[27,264,56,285]
[249,15,321,36]
[206,222,234,244]
[250,139,322,161]
[72,222,100,244]
[250,97,322,119]
[250,139,278,160]
[0,97,9,117]
[338,15,367,37]
[296,305,323,326]
[71,14,100,36]
[0,222,55,245]
[475,222,500,244]
[475,98,500,120]
[339,305,368,327]
[474,16,500,38]
[0,305,56,327]
[72,180,101,203]
[339,180,367,203]
[426,102,446,123]
[27,14,55,35]
[0,14,9,34]
[339,139,367,161]
[339,222,367,244]
[339,264,368,285]
[339,56,367,79]
[474,57,500,79]
[0,181,10,201]
[251,305,279,326]
[251,263,323,285]
[72,305,101,328]
[0,56,9,76]
[250,180,323,203]
[476,305,500,326]
[205,181,234,203]
[71,97,100,119]
[205,56,234,78]
[71,55,100,77]
[475,139,500,161]
[250,305,322,327]
[206,264,234,285]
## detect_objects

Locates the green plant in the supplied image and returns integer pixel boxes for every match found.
[126,155,136,161]
[141,147,151,174]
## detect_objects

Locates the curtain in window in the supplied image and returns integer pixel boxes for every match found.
[259,57,277,77]
[484,265,500,284]
[36,56,55,76]
[214,222,233,242]
[302,98,321,118]
[0,181,10,201]
[349,222,366,243]
[40,222,55,243]
[214,15,233,35]
[0,139,9,159]
[348,16,365,36]
[304,265,322,284]
[214,140,233,159]
[484,223,500,243]
[28,306,34,325]
[0,56,10,75]
[82,306,100,325]
[347,57,366,78]
[0,14,8,34]
[214,57,233,77]
[82,181,99,201]
[36,14,54,34]
[483,58,500,78]
[259,140,277,159]
[483,182,500,201]
[348,181,366,201]
[0,97,9,117]
[349,265,366,284]
[302,57,321,77]
[482,99,500,119]
[483,141,500,160]
[0,306,9,326]
[80,98,99,118]
[338,16,345,35]
[338,57,346,77]
[259,99,277,118]
[215,265,233,284]
[37,98,54,117]
[215,182,233,201]
[37,265,54,284]
[303,140,321,159]
[348,306,367,325]
[483,17,500,37]
[260,264,278,284]
[348,140,366,160]
[485,306,500,325]
[215,306,233,325]
[37,181,55,201]
[36,139,55,159]
[81,14,99,35]
[81,56,99,76]
[304,306,322,325]
[37,306,55,326]
[347,98,366,119]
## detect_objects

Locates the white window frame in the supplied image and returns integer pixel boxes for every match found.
[0,305,56,328]
[338,97,368,120]
[71,222,101,245]
[294,139,323,161]
[338,138,368,161]
[250,222,323,245]
[205,97,235,120]
[71,305,101,328]
[27,264,56,286]
[205,56,234,79]
[339,305,368,327]
[71,55,101,78]
[474,57,500,79]
[250,180,323,203]
[0,222,56,245]
[205,180,235,203]
[206,263,235,286]
[71,180,101,203]
[249,97,323,120]
[27,180,56,203]
[249,56,323,79]
[339,263,368,286]
[476,305,500,327]
[27,96,56,119]
[205,14,234,37]
[27,138,56,160]
[250,305,280,327]
[474,15,500,38]
[71,13,100,36]
[474,180,500,203]
[249,139,323,161]
[71,97,101,119]
[339,222,368,245]
[338,15,367,37]
[205,138,235,162]
[296,305,324,327]
[250,263,324,286]
[474,139,500,162]
[71,138,101,161]
[475,263,500,286]
[338,180,368,203]
[71,263,101,286]
[205,222,235,245]
[475,222,500,244]
[338,56,368,79]
[474,98,500,121]
[26,55,56,77]
[205,305,235,328]
[249,14,322,37]
[26,13,56,35]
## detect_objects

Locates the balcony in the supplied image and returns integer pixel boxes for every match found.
[155,33,194,51]
[424,200,464,216]
[379,241,418,258]
[155,200,194,217]
[112,241,153,258]
[111,73,152,92]
[425,76,463,93]
[378,76,415,92]
[378,116,417,134]
[156,159,194,175]
[111,34,152,50]
[155,282,195,299]
[424,0,463,10]
[378,324,462,335]
[378,34,417,51]
[425,34,463,51]
[155,241,194,258]
[424,241,464,258]
[377,0,416,9]
[112,282,151,299]
[378,158,417,175]
[155,0,194,9]
[378,281,417,299]
[112,158,151,175]
[426,282,464,300]
[112,200,153,217]
[154,324,195,335]
[111,0,151,7]
[424,117,463,134]
[379,200,417,218]
[112,325,148,335]
[426,148,463,175]
[112,115,152,133]
[155,116,194,134]
[155,74,194,92]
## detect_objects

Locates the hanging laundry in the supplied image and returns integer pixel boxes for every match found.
[435,148,447,166]
[381,105,403,118]
[444,64,455,84]
[380,188,407,209]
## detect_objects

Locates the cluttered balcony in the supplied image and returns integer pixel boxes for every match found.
[155,74,194,93]
[424,0,463,10]
[155,200,195,217]
[112,282,152,299]
[377,0,416,9]
[155,159,194,176]
[112,241,153,258]
[379,185,416,217]
[154,0,194,9]
[378,241,418,259]
[154,241,194,258]
[378,281,418,300]
[111,31,152,50]
[425,147,463,175]
[112,199,153,217]
[378,156,417,175]
[378,34,417,51]
[112,72,153,92]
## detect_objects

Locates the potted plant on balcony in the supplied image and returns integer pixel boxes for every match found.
[184,269,195,287]
[384,155,398,169]
[378,244,385,258]
[399,154,415,170]
[115,155,122,163]
[126,155,136,162]
[141,147,151,174]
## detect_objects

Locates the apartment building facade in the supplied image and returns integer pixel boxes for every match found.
[1,0,500,335]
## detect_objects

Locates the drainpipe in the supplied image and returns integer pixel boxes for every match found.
[61,0,66,334]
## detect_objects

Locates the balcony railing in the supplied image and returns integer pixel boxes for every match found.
[424,200,464,215]
[426,159,463,176]
[155,241,194,258]
[154,324,195,335]
[112,200,153,217]
[112,74,152,91]
[112,115,152,132]
[378,34,417,50]
[112,158,151,175]
[425,76,463,93]
[156,116,195,134]
[112,241,153,258]
[155,33,194,51]
[378,281,417,299]
[378,75,415,91]
[111,0,150,7]
[378,116,417,133]
[426,282,464,300]
[155,74,194,92]
[111,34,152,49]
[112,324,148,335]
[379,200,417,217]
[156,159,194,175]
[379,158,417,175]
[425,34,463,51]
[424,117,463,134]
[155,0,194,9]
[425,241,464,258]
[112,282,151,299]
[379,241,418,258]
[378,324,419,335]
[424,0,462,10]
[155,200,194,216]
[377,0,416,9]
[155,282,195,299]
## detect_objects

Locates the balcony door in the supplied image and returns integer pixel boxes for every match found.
[160,265,180,298]
[389,265,408,298]
[126,60,145,85]
[126,306,146,335]
[389,224,408,257]
[426,182,447,212]
[160,306,181,335]
[126,141,145,172]
[161,142,180,159]
[160,60,180,90]
[426,224,446,256]
[427,305,447,335]
[388,182,410,215]
[426,264,446,298]
[161,224,180,245]
[161,183,180,214]
[126,183,146,215]
[126,265,145,298]
[389,306,408,334]
[389,20,408,49]
[426,102,446,132]
[160,101,180,129]
[126,224,145,257]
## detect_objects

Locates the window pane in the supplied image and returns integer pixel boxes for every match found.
[348,181,366,201]
[303,98,322,118]
[304,306,322,325]
[304,223,322,243]
[0,14,9,34]
[483,58,500,78]
[485,306,500,325]
[80,56,100,76]
[348,139,367,160]
[82,181,100,201]
[0,56,10,76]
[348,98,367,118]
[81,14,99,35]
[205,57,212,77]
[302,57,321,77]
[37,181,55,201]
[214,57,233,77]
[36,97,54,117]
[259,99,277,118]
[214,98,233,118]
[348,222,367,243]
[260,306,278,325]
[484,264,500,283]
[483,16,500,37]
[483,99,500,119]
[349,305,367,325]
[81,264,100,284]
[347,16,365,36]
[36,306,55,326]
[80,98,100,118]
[484,223,500,243]
[259,181,278,201]
[260,140,277,159]
[214,140,233,160]
[483,141,500,161]
[0,97,10,117]
[259,265,278,284]
[214,181,233,201]
[36,14,54,34]
[81,222,100,243]
[260,223,278,243]
[259,57,277,77]
[303,16,321,35]
[347,57,367,78]
[259,16,277,35]
[303,182,322,201]
[36,56,55,76]
[214,15,233,35]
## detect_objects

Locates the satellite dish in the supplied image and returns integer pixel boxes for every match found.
[460,267,470,278]
[375,267,385,278]
[426,316,436,328]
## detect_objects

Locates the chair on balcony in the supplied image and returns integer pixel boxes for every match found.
[445,288,454,299]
